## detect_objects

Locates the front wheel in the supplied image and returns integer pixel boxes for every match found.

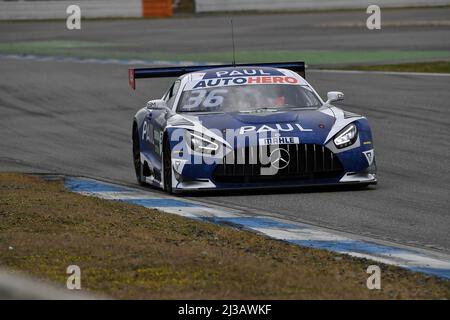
[163,138,173,193]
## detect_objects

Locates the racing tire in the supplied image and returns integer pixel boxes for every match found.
[163,137,173,194]
[132,124,146,186]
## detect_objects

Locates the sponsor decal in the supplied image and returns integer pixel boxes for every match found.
[202,67,283,79]
[259,136,299,146]
[363,149,375,165]
[172,159,186,174]
[239,123,313,134]
[191,76,299,90]
[142,120,153,143]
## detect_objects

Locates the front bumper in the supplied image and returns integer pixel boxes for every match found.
[171,139,377,193]
[171,160,377,193]
[171,173,377,193]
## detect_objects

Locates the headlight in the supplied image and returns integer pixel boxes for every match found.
[333,123,358,149]
[185,131,219,153]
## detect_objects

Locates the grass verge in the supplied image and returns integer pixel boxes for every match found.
[340,61,450,73]
[1,41,450,67]
[0,173,449,299]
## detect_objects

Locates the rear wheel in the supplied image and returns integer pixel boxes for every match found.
[163,137,173,193]
[132,124,145,186]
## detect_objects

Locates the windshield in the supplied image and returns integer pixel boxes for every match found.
[177,84,322,113]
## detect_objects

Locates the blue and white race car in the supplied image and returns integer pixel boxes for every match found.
[129,62,377,193]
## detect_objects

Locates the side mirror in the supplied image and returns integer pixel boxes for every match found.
[146,99,173,115]
[325,91,344,104]
[146,99,168,110]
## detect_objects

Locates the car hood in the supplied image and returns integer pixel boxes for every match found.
[181,107,336,145]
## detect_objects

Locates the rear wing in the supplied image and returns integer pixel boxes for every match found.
[128,61,305,89]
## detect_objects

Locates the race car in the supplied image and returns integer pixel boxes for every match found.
[129,62,377,193]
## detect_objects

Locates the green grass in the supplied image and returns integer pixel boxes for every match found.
[0,40,117,57]
[342,61,450,73]
[1,40,450,66]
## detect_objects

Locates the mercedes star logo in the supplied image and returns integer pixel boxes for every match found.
[269,148,290,170]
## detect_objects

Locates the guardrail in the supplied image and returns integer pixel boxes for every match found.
[0,0,172,20]
[194,0,450,13]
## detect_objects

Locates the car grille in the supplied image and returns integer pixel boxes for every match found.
[213,144,343,183]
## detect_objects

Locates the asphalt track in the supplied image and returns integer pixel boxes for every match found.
[1,9,449,253]
[1,8,450,53]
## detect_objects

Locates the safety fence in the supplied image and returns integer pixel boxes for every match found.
[0,0,173,20]
[194,0,450,13]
